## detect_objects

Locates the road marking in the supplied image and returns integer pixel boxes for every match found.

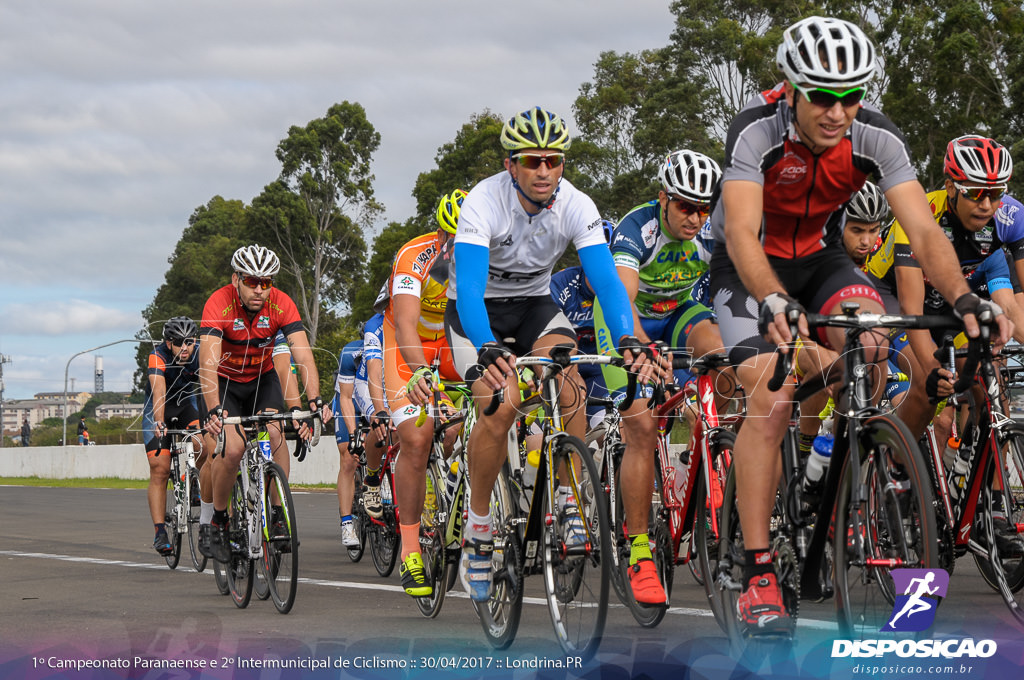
[0,549,836,629]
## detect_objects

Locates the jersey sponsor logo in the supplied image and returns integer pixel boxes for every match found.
[586,218,602,231]
[655,249,697,264]
[489,268,545,282]
[651,299,679,314]
[642,221,659,245]
[399,275,415,287]
[996,201,1019,227]
[776,151,808,185]
[220,303,234,317]
[256,315,270,329]
[232,318,245,331]
[411,244,438,275]
[499,235,514,247]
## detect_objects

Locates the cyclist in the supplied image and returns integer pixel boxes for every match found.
[143,316,201,556]
[446,107,654,602]
[353,312,390,520]
[595,149,729,606]
[333,337,364,549]
[198,244,331,563]
[380,189,465,597]
[549,219,616,430]
[709,16,1010,636]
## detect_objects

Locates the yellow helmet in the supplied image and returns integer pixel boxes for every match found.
[436,188,467,234]
[500,107,571,152]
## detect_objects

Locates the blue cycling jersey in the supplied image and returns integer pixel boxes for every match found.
[550,266,597,353]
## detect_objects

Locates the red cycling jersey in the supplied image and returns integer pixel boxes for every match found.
[199,284,304,382]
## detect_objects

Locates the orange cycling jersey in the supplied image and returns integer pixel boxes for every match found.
[199,284,304,382]
[383,232,450,340]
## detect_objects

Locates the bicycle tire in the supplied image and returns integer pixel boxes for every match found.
[261,462,299,614]
[474,465,524,650]
[600,423,631,607]
[416,459,448,618]
[368,472,399,577]
[973,423,1024,617]
[695,429,734,630]
[834,413,938,638]
[347,468,366,562]
[542,434,610,660]
[226,475,254,608]
[163,478,182,570]
[186,467,207,573]
[213,558,230,595]
[617,456,672,628]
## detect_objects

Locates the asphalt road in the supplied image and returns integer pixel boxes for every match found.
[1,485,1021,679]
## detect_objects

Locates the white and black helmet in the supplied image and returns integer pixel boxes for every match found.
[777,16,877,89]
[659,150,722,203]
[846,181,889,223]
[231,244,280,277]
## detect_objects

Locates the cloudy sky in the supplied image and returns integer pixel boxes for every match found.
[0,1,674,401]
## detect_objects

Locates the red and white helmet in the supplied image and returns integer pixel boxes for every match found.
[943,135,1012,185]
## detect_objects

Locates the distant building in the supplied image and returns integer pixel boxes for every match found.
[1,392,90,434]
[95,403,144,420]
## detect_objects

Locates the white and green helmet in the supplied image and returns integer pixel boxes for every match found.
[500,107,571,152]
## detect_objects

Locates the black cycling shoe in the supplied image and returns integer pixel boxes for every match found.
[208,520,231,563]
[154,530,173,556]
[198,524,213,558]
[974,517,1024,557]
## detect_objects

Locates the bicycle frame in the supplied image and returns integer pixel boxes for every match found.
[167,429,200,535]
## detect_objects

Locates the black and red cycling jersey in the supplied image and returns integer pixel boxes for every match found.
[710,82,918,259]
[199,284,304,382]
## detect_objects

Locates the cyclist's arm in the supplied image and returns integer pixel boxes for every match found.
[284,329,323,404]
[614,264,649,343]
[579,243,634,344]
[721,179,803,343]
[337,380,357,441]
[392,292,430,370]
[147,360,167,426]
[366,357,387,414]
[198,333,223,412]
[990,286,1024,344]
[895,264,939,374]
[453,242,496,349]
[274,350,301,409]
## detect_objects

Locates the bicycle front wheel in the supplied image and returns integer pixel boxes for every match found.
[368,473,399,577]
[542,434,610,660]
[416,458,448,618]
[163,478,182,570]
[261,462,299,614]
[695,430,735,630]
[347,468,366,563]
[834,414,938,638]
[186,467,207,572]
[616,459,672,628]
[475,464,524,649]
[226,475,254,608]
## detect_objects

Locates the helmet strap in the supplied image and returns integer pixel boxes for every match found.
[509,171,559,214]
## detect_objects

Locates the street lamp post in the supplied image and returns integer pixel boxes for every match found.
[62,338,149,448]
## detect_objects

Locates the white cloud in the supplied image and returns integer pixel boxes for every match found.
[2,300,145,336]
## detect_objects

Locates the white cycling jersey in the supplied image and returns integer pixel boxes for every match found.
[450,171,606,299]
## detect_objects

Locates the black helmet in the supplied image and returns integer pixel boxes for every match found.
[163,316,198,343]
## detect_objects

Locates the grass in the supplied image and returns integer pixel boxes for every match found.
[0,476,334,491]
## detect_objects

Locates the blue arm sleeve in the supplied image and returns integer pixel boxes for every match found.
[453,242,497,349]
[579,244,634,346]
[978,251,1012,294]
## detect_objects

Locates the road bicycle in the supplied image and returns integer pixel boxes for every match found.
[363,430,401,578]
[591,351,739,629]
[344,422,371,563]
[214,410,319,614]
[919,331,1024,623]
[474,344,627,660]
[413,374,472,618]
[162,425,206,572]
[713,304,954,647]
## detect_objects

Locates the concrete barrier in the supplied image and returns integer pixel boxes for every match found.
[0,439,342,485]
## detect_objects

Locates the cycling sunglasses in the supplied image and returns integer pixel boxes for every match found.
[953,182,1006,203]
[512,153,565,170]
[667,195,711,217]
[172,338,197,348]
[240,275,274,290]
[793,83,867,108]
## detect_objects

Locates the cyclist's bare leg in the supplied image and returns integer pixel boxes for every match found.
[467,374,522,518]
[532,333,586,495]
[337,442,357,515]
[394,416,432,558]
[619,397,659,536]
[211,423,245,510]
[686,318,737,411]
[147,453,172,524]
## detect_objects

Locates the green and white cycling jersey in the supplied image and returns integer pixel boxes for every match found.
[610,200,714,319]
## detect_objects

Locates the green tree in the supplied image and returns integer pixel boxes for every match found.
[350,217,430,323]
[259,101,384,345]
[134,196,248,390]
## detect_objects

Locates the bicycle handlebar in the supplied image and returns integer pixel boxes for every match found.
[213,410,321,456]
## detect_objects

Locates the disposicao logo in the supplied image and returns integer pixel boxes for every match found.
[831,568,997,659]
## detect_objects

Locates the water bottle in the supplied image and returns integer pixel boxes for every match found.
[522,449,541,491]
[948,437,969,500]
[802,433,833,505]
[444,459,460,499]
[670,447,692,500]
[257,430,272,461]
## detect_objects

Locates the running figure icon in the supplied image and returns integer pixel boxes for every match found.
[883,569,949,632]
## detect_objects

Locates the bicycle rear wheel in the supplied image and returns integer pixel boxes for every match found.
[475,465,524,649]
[261,462,299,614]
[834,414,938,638]
[347,468,366,562]
[695,430,734,630]
[542,435,610,660]
[163,478,182,570]
[416,458,448,618]
[226,475,254,608]
[186,467,207,572]
[600,423,631,607]
[617,458,672,628]
[368,472,399,577]
[213,559,229,595]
